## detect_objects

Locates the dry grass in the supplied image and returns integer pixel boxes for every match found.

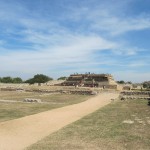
[0,91,91,122]
[27,99,150,150]
[24,85,77,91]
[0,91,40,101]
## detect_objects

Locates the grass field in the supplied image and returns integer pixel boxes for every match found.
[0,91,92,122]
[27,99,150,150]
[0,91,40,101]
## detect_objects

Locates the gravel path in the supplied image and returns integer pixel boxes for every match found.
[0,92,119,150]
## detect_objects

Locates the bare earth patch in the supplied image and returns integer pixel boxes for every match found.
[122,120,134,124]
[0,92,119,150]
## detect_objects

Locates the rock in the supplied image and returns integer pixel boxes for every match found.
[23,98,41,103]
[91,91,97,95]
[122,120,134,124]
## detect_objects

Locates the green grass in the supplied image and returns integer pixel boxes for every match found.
[27,99,150,150]
[0,91,91,122]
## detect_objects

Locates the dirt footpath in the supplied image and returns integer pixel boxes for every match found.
[0,92,119,150]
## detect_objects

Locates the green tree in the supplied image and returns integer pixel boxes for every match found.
[57,76,67,80]
[24,78,34,84]
[25,74,53,84]
[117,80,125,84]
[1,76,13,83]
[12,77,23,83]
[143,81,150,89]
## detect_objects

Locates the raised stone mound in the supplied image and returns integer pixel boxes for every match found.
[23,98,41,103]
[61,73,118,89]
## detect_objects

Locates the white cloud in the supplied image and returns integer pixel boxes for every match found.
[63,1,150,35]
[111,47,141,56]
[92,16,150,35]
[0,34,116,78]
[0,0,149,81]
[0,40,5,45]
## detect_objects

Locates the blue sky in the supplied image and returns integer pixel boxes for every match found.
[0,0,150,82]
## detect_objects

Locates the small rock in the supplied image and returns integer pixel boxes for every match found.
[123,120,134,124]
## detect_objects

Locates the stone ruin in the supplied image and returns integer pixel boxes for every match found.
[61,73,118,89]
[61,90,98,95]
[119,91,150,105]
[23,98,42,103]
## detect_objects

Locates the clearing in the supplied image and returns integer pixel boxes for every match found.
[0,92,118,150]
[27,98,150,150]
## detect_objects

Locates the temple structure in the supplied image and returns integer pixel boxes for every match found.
[61,73,118,89]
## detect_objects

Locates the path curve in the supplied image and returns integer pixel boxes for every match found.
[0,92,119,150]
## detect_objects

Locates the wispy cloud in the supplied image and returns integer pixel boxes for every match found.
[92,15,150,35]
[0,34,116,70]
[0,40,5,45]
[0,0,149,82]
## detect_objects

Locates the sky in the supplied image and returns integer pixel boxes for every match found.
[0,0,150,82]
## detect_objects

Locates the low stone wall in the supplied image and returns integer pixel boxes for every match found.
[0,88,16,91]
[61,90,98,95]
[121,91,150,95]
[0,83,29,87]
[70,90,97,95]
[120,91,150,100]
[0,86,102,96]
[104,85,117,89]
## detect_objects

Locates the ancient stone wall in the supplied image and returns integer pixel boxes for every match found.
[62,73,118,89]
[120,91,150,100]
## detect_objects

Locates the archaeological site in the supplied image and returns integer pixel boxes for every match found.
[61,73,118,89]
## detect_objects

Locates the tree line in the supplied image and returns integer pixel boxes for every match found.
[117,80,132,84]
[0,77,23,83]
[0,74,67,84]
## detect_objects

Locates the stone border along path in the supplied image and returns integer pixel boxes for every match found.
[0,92,119,150]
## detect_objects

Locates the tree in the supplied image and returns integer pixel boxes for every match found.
[25,74,53,84]
[143,81,150,89]
[33,74,53,83]
[0,76,23,83]
[117,80,125,84]
[57,76,67,80]
[24,78,34,84]
[126,81,132,84]
[12,77,23,83]
[1,76,13,83]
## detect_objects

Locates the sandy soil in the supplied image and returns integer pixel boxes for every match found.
[0,92,119,150]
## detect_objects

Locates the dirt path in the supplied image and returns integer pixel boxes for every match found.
[0,92,119,150]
